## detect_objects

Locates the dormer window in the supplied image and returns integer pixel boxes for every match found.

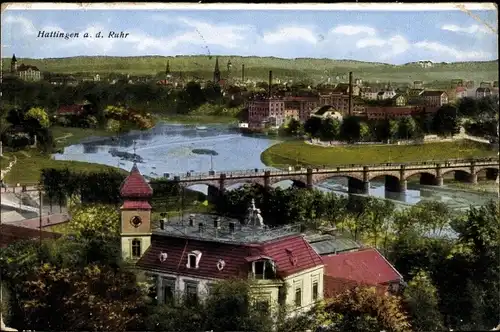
[248,256,276,280]
[187,250,202,269]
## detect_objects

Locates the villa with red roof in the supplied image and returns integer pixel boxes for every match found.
[119,164,325,317]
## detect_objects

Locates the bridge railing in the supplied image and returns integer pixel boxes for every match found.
[168,157,499,180]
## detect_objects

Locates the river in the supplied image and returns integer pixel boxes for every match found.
[53,123,497,210]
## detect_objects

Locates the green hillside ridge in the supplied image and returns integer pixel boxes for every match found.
[2,56,498,83]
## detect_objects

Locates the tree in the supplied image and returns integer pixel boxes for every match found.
[319,118,341,141]
[323,286,411,332]
[388,119,399,140]
[67,204,121,239]
[202,279,275,332]
[403,270,445,331]
[15,263,146,331]
[340,116,361,142]
[304,116,323,138]
[359,122,371,142]
[457,97,479,118]
[397,116,417,140]
[286,118,303,136]
[432,104,459,137]
[360,198,395,248]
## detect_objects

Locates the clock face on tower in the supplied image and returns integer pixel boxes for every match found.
[130,216,142,228]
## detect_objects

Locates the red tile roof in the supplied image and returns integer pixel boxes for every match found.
[0,223,61,248]
[324,275,388,298]
[120,164,153,198]
[322,248,402,287]
[260,235,324,278]
[121,200,152,210]
[57,105,84,115]
[136,234,323,280]
[422,90,446,97]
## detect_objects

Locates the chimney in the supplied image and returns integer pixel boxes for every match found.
[189,214,195,227]
[268,70,273,98]
[242,64,245,81]
[213,216,220,229]
[198,222,204,234]
[348,71,353,116]
[229,222,235,234]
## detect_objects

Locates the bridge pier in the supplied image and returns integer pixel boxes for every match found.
[348,178,369,195]
[435,176,444,186]
[207,186,221,203]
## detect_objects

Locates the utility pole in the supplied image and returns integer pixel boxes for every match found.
[39,187,43,247]
[348,71,353,116]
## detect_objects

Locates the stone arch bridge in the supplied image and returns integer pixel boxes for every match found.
[166,158,499,200]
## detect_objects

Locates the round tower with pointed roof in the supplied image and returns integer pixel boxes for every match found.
[119,163,153,262]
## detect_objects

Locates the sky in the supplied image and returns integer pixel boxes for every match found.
[1,4,498,64]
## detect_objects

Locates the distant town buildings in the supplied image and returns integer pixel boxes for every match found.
[421,91,448,107]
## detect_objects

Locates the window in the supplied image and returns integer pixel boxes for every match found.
[188,255,197,268]
[163,278,175,304]
[131,239,141,258]
[256,300,270,314]
[295,287,302,307]
[312,280,319,301]
[185,282,198,306]
[187,251,202,269]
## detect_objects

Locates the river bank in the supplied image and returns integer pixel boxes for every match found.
[155,114,239,125]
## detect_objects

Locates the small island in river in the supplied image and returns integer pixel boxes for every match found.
[192,148,219,156]
[109,148,144,163]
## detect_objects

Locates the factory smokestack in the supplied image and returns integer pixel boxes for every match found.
[242,64,245,82]
[348,71,353,116]
[268,70,273,98]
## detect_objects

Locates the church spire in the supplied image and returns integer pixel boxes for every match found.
[11,54,17,74]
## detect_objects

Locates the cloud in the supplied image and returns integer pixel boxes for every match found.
[441,24,491,34]
[414,41,493,60]
[356,35,410,59]
[3,15,38,35]
[330,25,377,36]
[262,26,318,44]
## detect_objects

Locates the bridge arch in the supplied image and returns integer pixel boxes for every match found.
[311,173,367,194]
[268,175,308,187]
[404,171,438,186]
[181,183,219,203]
[269,179,308,189]
[475,167,499,181]
[441,168,473,183]
[224,177,265,188]
[370,174,403,193]
[311,172,364,185]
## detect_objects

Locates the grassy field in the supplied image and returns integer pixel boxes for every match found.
[157,114,238,125]
[1,126,125,185]
[51,126,116,148]
[261,140,497,168]
[2,150,127,185]
[2,56,498,83]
